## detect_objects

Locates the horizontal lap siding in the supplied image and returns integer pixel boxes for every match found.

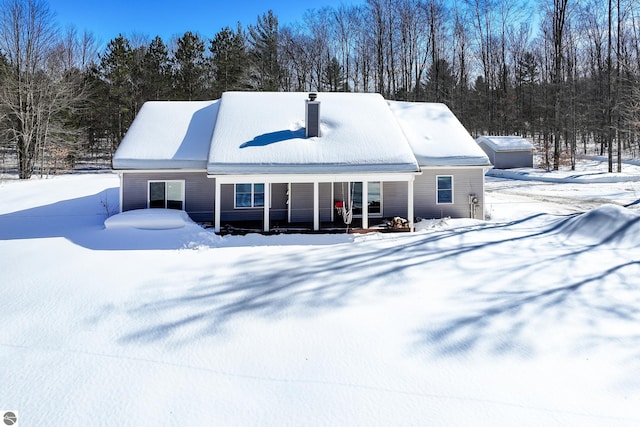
[290,183,313,223]
[382,181,408,218]
[289,183,332,223]
[495,151,533,169]
[478,142,496,165]
[319,183,332,222]
[270,183,288,221]
[414,168,485,220]
[121,172,214,222]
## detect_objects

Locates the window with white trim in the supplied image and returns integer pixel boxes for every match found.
[436,176,453,204]
[235,183,265,208]
[148,180,185,210]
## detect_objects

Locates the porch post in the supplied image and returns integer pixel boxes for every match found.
[330,182,335,222]
[214,180,221,233]
[118,173,124,213]
[287,183,291,223]
[313,181,320,231]
[408,177,414,231]
[263,182,271,232]
[362,180,369,229]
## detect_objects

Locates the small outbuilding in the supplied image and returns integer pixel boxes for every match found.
[476,136,534,169]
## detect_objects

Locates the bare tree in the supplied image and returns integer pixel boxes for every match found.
[549,0,569,170]
[0,0,85,178]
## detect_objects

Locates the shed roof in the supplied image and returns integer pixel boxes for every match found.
[477,136,534,152]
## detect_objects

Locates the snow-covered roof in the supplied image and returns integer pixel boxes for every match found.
[206,92,419,174]
[112,100,219,169]
[388,101,491,167]
[113,93,490,173]
[477,136,534,152]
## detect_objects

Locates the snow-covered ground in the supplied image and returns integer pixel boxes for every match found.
[1,160,640,426]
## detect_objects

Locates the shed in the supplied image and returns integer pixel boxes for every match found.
[476,136,534,169]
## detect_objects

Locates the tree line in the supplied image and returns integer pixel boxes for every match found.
[1,0,640,179]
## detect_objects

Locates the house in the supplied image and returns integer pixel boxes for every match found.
[112,92,491,232]
[477,135,534,169]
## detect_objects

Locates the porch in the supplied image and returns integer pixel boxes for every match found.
[214,217,412,236]
[211,173,417,234]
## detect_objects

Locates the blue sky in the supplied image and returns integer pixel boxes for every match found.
[51,0,361,47]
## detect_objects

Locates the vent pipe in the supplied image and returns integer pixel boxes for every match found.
[305,93,321,138]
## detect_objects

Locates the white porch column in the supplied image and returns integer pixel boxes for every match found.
[263,182,271,232]
[287,183,292,223]
[313,181,320,231]
[330,182,335,222]
[362,181,369,229]
[118,173,124,213]
[408,177,415,231]
[214,180,221,233]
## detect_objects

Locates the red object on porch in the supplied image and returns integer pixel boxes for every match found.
[335,201,344,208]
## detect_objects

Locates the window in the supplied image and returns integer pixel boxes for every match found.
[149,180,184,210]
[352,182,382,216]
[436,176,453,204]
[235,183,265,208]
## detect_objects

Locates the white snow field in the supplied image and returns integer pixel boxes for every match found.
[1,162,640,426]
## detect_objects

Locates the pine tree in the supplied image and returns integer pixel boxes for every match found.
[424,58,456,105]
[141,36,171,101]
[210,24,248,97]
[100,35,136,152]
[323,56,348,92]
[248,10,281,91]
[172,31,208,100]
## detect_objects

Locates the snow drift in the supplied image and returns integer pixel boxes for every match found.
[555,204,640,246]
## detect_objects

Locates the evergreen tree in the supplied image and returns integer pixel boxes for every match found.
[515,51,539,136]
[424,58,456,105]
[172,31,208,100]
[99,35,136,153]
[141,36,171,101]
[323,56,348,92]
[248,10,281,91]
[210,24,248,97]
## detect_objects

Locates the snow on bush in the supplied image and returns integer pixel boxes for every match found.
[104,208,196,230]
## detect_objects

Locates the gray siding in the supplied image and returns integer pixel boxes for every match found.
[414,168,485,220]
[382,181,409,218]
[290,183,313,223]
[319,183,332,222]
[478,141,496,165]
[494,151,533,169]
[479,140,533,169]
[270,183,288,221]
[121,172,214,222]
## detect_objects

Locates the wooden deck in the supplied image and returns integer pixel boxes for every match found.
[211,219,412,236]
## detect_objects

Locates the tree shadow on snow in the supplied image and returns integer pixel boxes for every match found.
[115,210,640,369]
